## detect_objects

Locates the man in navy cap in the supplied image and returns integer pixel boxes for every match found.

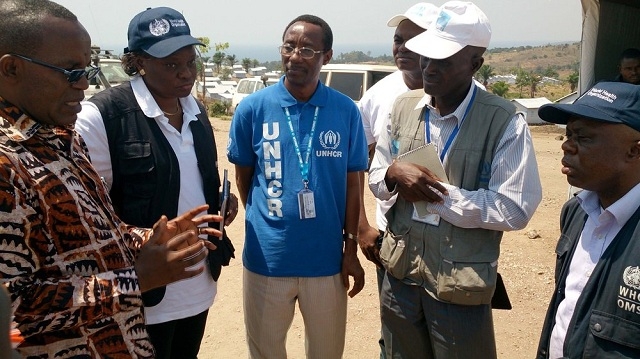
[536,82,640,359]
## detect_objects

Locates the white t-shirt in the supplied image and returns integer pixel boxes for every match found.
[358,70,409,230]
[75,76,217,325]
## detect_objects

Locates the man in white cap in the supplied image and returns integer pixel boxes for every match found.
[368,1,542,357]
[356,3,438,356]
[358,2,438,265]
[536,82,640,359]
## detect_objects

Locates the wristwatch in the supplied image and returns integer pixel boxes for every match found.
[343,233,358,242]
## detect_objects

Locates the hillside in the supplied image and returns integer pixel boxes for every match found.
[480,42,581,101]
[485,42,580,78]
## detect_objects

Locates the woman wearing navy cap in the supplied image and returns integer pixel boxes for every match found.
[76,7,238,358]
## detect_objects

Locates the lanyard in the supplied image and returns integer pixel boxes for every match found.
[425,87,477,162]
[284,106,319,188]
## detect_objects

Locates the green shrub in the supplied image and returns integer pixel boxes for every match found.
[208,100,231,117]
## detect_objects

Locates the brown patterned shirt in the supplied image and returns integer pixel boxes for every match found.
[0,98,154,358]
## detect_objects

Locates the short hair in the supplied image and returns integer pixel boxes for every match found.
[282,14,333,51]
[120,51,147,76]
[0,0,77,56]
[619,48,640,63]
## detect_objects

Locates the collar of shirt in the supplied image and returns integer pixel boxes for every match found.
[414,81,477,126]
[275,75,330,109]
[0,96,73,142]
[577,182,640,228]
[130,76,201,125]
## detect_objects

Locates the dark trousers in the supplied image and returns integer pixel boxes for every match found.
[146,309,209,359]
[381,271,497,359]
[377,230,389,359]
[377,266,389,359]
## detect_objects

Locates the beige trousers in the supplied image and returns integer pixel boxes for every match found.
[243,269,347,359]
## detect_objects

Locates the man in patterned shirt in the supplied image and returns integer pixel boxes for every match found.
[0,0,219,357]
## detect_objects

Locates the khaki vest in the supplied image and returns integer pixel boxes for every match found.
[381,88,515,305]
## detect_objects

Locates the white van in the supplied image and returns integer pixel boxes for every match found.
[231,77,278,113]
[230,64,395,111]
[319,64,396,102]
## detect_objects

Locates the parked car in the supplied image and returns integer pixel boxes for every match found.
[84,47,130,99]
[230,76,277,113]
[230,64,395,112]
[319,63,396,102]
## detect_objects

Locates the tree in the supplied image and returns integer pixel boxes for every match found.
[477,64,494,87]
[567,70,579,92]
[241,58,252,73]
[210,42,230,75]
[195,36,212,100]
[542,65,559,79]
[220,67,233,80]
[214,42,229,52]
[251,59,259,68]
[334,51,373,63]
[515,68,530,97]
[491,81,510,98]
[212,51,225,74]
[225,54,237,67]
[529,73,542,98]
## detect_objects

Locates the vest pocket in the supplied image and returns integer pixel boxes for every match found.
[117,141,155,197]
[379,228,411,280]
[115,141,156,224]
[436,259,497,305]
[583,310,640,357]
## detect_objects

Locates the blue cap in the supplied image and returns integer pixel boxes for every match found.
[125,7,203,58]
[538,82,640,132]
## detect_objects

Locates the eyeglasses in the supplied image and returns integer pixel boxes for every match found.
[10,53,101,83]
[279,45,325,59]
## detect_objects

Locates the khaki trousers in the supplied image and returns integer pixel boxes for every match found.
[243,269,347,359]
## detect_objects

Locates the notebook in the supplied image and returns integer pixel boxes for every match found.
[396,143,448,217]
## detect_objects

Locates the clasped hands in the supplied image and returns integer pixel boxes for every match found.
[135,204,222,293]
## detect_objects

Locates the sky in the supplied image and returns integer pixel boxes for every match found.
[55,0,584,62]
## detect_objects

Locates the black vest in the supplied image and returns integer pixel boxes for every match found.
[537,198,640,358]
[89,82,222,305]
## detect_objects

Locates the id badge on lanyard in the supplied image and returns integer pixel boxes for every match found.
[285,106,319,220]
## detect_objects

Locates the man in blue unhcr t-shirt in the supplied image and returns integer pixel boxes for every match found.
[226,14,368,359]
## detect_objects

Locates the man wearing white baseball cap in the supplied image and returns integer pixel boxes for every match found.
[369,2,542,358]
[356,4,438,357]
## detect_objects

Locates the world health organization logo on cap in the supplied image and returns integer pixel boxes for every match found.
[149,19,170,37]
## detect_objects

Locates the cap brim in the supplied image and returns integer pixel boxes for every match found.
[143,35,205,58]
[387,14,408,27]
[405,30,464,59]
[538,103,624,125]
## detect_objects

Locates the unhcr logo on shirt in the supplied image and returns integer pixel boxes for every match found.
[316,130,343,158]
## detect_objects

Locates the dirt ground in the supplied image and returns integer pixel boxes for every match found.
[198,119,568,359]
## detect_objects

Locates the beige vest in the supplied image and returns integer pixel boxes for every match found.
[381,87,516,305]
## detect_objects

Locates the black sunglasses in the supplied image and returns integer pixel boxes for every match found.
[10,53,101,83]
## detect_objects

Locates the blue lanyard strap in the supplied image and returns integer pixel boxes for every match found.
[425,87,477,162]
[284,106,319,186]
